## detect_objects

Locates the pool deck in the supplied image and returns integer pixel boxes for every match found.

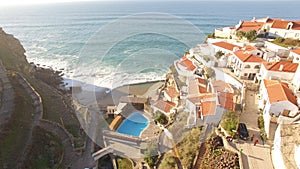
[140,111,161,139]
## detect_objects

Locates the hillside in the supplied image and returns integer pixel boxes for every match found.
[0,28,87,168]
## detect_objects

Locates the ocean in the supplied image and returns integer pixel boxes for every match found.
[0,1,299,89]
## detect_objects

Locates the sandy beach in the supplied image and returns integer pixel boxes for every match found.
[95,81,164,107]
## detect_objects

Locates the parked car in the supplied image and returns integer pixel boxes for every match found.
[237,123,249,140]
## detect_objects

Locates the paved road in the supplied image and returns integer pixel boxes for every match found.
[233,89,273,169]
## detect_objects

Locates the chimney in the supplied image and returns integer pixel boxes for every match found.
[279,64,284,71]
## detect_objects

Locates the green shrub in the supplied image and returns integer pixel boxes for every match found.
[245,30,257,41]
[154,111,168,125]
[221,111,238,136]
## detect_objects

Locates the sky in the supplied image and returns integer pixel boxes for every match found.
[0,0,293,6]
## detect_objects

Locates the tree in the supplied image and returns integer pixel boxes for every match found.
[215,51,225,59]
[144,142,159,168]
[206,32,215,39]
[245,30,257,41]
[236,31,246,40]
[154,111,168,125]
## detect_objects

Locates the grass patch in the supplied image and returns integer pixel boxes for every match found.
[272,37,300,48]
[177,126,202,169]
[0,75,34,168]
[158,152,177,169]
[220,111,239,136]
[116,157,132,169]
[24,127,64,169]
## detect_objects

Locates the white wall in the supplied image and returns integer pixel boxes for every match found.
[269,28,300,40]
[263,111,271,137]
[174,60,195,77]
[292,66,300,91]
[213,67,243,89]
[272,124,286,169]
[267,101,298,117]
[265,41,288,52]
[185,99,196,115]
[291,52,300,63]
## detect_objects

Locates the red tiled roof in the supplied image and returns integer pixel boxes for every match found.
[188,77,208,95]
[234,50,264,63]
[244,45,256,51]
[181,55,187,60]
[218,92,235,111]
[165,86,180,99]
[237,21,264,32]
[263,79,297,105]
[187,93,216,104]
[263,62,299,73]
[178,59,197,71]
[291,48,300,55]
[212,80,233,93]
[201,100,217,116]
[212,41,241,51]
[271,20,300,30]
[153,100,176,113]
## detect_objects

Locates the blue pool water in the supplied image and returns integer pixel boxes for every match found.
[117,113,149,137]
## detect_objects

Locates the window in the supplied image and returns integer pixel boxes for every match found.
[245,65,251,68]
[254,65,260,69]
[257,53,260,56]
[244,73,248,76]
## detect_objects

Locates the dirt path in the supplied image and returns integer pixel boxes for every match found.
[0,61,14,132]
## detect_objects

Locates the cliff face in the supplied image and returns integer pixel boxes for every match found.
[0,27,32,73]
[0,27,26,56]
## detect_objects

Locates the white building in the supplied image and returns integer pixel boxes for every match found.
[152,100,176,118]
[231,50,264,80]
[269,20,300,40]
[214,27,236,39]
[257,61,299,82]
[175,56,197,77]
[259,79,299,137]
[185,93,217,121]
[292,64,300,92]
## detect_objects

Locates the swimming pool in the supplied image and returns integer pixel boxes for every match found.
[117,113,149,137]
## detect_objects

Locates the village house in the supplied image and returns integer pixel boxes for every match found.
[185,93,217,121]
[186,76,210,97]
[235,20,264,34]
[259,79,299,137]
[211,41,241,67]
[214,27,236,39]
[269,20,300,40]
[152,100,177,118]
[212,80,236,112]
[256,61,299,83]
[231,50,264,80]
[175,55,198,77]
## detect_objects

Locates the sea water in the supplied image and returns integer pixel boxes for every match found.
[0,1,299,89]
